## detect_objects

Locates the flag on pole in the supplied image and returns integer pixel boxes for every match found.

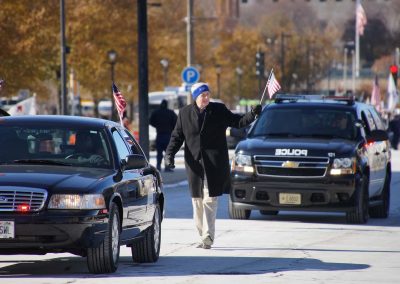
[356,1,367,36]
[259,69,281,105]
[8,95,37,116]
[370,75,381,112]
[267,70,281,99]
[387,73,399,113]
[112,83,127,125]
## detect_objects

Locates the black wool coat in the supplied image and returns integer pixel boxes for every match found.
[166,102,256,198]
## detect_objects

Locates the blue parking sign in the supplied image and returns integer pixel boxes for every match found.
[181,66,200,84]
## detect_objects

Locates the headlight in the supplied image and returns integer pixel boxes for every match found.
[48,194,106,210]
[231,153,254,173]
[330,158,355,175]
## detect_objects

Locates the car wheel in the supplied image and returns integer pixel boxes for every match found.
[131,204,161,263]
[87,202,120,274]
[369,171,390,218]
[346,175,369,224]
[259,210,279,215]
[228,196,251,219]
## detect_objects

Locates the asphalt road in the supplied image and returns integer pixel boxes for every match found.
[0,150,399,283]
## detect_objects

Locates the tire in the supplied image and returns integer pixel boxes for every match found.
[228,196,251,220]
[87,202,120,274]
[346,176,369,224]
[131,204,161,263]
[369,171,390,218]
[259,210,279,216]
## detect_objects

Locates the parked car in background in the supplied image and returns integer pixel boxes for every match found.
[0,115,164,273]
[80,100,95,117]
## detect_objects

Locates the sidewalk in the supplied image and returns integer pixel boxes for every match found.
[149,150,187,186]
[149,149,235,186]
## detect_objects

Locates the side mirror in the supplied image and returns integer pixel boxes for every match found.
[230,127,247,139]
[354,119,365,128]
[123,154,147,170]
[367,129,388,142]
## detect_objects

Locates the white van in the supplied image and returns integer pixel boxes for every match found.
[98,100,112,119]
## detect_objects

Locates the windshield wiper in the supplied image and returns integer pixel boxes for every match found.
[13,159,73,166]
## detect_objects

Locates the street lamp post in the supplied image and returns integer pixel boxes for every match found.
[160,58,169,88]
[215,64,222,99]
[108,49,117,120]
[235,67,243,103]
[280,32,291,90]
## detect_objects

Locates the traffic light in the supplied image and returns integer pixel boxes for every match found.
[255,51,265,77]
[390,64,398,87]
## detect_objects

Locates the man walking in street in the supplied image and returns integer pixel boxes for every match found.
[150,99,177,171]
[165,82,261,249]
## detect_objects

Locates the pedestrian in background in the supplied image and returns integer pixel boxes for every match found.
[150,99,177,171]
[389,112,400,150]
[164,82,261,249]
[0,79,10,117]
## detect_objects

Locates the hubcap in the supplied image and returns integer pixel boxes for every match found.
[111,213,119,263]
[153,207,160,253]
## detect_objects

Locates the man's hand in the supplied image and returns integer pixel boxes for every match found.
[251,104,262,116]
[164,155,175,169]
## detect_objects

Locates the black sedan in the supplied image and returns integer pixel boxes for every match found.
[0,115,164,274]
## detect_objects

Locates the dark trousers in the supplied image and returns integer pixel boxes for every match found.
[156,133,171,169]
[392,132,399,150]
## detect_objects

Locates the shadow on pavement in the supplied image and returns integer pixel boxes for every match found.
[0,255,369,277]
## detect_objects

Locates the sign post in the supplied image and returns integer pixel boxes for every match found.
[181,66,200,103]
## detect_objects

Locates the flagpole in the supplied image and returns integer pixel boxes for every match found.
[260,68,273,105]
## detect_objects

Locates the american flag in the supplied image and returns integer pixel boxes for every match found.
[267,70,281,99]
[112,83,127,124]
[356,1,367,36]
[370,75,381,112]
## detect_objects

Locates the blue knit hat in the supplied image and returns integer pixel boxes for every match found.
[191,82,210,100]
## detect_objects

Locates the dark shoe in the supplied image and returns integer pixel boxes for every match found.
[164,167,174,172]
[203,236,213,246]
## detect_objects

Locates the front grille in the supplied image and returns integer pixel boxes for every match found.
[0,187,47,212]
[255,155,329,178]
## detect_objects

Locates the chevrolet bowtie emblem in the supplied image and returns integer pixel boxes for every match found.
[282,161,300,168]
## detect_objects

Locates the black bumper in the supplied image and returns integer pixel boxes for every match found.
[0,210,108,255]
[231,173,360,212]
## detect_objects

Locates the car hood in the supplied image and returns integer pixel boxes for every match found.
[237,137,358,157]
[0,165,115,193]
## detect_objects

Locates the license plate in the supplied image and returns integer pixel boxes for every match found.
[279,193,301,205]
[0,221,15,239]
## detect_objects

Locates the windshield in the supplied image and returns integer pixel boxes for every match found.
[0,125,112,168]
[249,107,358,140]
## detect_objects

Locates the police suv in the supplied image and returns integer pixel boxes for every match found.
[230,95,391,224]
